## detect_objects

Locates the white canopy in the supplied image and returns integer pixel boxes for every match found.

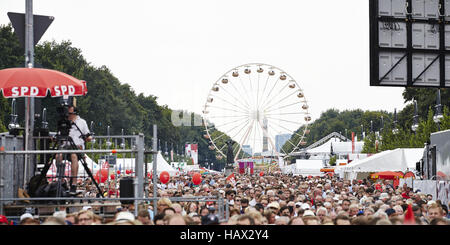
[293,159,324,176]
[115,151,178,175]
[148,151,178,175]
[307,138,364,154]
[184,164,200,172]
[343,148,423,173]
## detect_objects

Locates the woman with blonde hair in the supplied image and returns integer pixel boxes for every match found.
[77,210,95,225]
[157,197,173,213]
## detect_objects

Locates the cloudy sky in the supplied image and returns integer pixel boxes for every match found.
[0,0,407,122]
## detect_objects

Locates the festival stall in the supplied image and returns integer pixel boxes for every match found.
[342,148,423,180]
[293,159,324,176]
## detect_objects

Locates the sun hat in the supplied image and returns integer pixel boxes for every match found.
[267,202,280,210]
[53,211,67,219]
[115,211,135,223]
[380,193,389,200]
[82,206,92,211]
[20,213,33,221]
[301,203,310,210]
[303,210,315,217]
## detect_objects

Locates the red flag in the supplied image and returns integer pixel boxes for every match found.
[226,173,235,183]
[403,204,416,225]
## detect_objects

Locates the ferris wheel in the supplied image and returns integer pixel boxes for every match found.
[202,63,311,162]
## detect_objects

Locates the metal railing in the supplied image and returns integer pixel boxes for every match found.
[0,128,230,222]
[0,196,229,223]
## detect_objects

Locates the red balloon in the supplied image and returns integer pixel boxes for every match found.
[117,170,121,175]
[110,174,115,180]
[126,169,131,174]
[160,171,170,184]
[259,172,264,177]
[94,169,108,183]
[192,173,202,185]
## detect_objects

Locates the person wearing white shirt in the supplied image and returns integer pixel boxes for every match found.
[57,106,92,195]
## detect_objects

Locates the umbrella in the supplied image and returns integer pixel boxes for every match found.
[403,171,416,179]
[0,67,87,97]
[0,67,88,187]
[370,171,404,180]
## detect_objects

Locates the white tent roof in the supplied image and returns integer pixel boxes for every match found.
[296,159,324,169]
[116,151,178,175]
[184,165,200,172]
[294,159,324,176]
[343,148,423,173]
[307,138,364,154]
[148,151,178,175]
[403,148,425,169]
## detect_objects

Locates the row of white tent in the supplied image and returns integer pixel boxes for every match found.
[282,137,364,176]
[281,148,424,179]
[336,148,424,179]
[306,138,365,154]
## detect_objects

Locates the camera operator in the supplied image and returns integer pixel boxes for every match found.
[56,105,92,195]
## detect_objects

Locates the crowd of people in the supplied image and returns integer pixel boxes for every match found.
[1,172,449,225]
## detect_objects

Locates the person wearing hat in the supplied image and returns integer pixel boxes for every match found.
[109,211,142,225]
[20,217,40,225]
[20,212,33,221]
[267,201,280,211]
[301,203,310,210]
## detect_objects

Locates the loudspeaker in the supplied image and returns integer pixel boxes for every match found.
[119,177,134,204]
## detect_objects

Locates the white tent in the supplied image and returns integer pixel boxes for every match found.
[148,151,178,175]
[307,138,364,154]
[342,148,423,179]
[293,159,324,176]
[115,151,178,176]
[184,165,200,172]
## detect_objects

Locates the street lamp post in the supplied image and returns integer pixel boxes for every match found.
[392,108,399,134]
[361,124,364,140]
[345,129,348,141]
[380,116,384,134]
[433,89,443,131]
[411,100,419,133]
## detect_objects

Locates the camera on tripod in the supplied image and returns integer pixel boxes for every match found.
[56,96,73,137]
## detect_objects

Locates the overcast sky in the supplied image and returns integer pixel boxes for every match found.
[0,0,407,122]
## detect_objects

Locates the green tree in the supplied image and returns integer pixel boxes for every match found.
[0,24,24,130]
